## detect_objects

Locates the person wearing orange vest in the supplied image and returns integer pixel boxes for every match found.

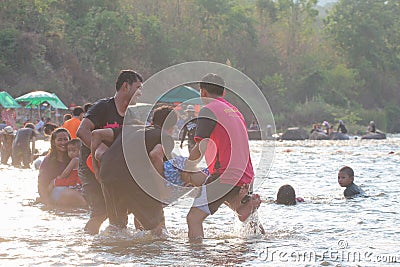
[62,106,84,139]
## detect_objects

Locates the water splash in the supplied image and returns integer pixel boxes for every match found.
[234,211,265,238]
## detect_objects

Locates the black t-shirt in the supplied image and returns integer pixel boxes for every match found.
[100,125,174,184]
[79,97,124,172]
[85,97,124,129]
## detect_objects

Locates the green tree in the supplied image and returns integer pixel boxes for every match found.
[0,28,19,71]
[325,0,400,108]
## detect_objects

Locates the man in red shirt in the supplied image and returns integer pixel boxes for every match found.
[184,73,261,240]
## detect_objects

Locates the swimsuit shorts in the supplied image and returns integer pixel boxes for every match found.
[192,175,241,215]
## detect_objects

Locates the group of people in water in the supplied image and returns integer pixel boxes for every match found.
[269,165,363,207]
[32,70,262,239]
[0,70,365,241]
[310,120,348,136]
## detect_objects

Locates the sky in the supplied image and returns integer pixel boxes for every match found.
[318,0,337,5]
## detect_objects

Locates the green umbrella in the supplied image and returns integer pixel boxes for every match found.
[47,93,68,110]
[16,90,68,121]
[16,90,58,106]
[0,91,21,108]
[157,86,202,104]
[16,91,67,109]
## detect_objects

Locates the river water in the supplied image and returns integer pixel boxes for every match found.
[1,136,399,266]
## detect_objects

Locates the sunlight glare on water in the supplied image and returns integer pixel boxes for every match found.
[1,137,400,266]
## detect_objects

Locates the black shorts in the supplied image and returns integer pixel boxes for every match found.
[79,148,106,218]
[79,169,106,218]
[102,178,165,230]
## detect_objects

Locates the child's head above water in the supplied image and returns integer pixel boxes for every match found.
[67,139,81,159]
[276,184,297,205]
[338,166,354,188]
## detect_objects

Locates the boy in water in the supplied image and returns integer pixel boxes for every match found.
[48,139,82,191]
[338,166,364,198]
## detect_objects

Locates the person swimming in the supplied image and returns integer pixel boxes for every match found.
[275,184,304,205]
[338,166,364,198]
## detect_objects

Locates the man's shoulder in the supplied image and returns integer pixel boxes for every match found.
[85,97,116,120]
[92,97,115,108]
[199,106,215,117]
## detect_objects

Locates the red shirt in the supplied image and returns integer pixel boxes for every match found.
[195,98,254,186]
[54,169,81,187]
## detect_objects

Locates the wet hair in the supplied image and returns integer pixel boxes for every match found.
[152,105,177,130]
[68,138,81,149]
[48,128,70,159]
[72,106,84,117]
[339,166,354,178]
[63,113,72,122]
[83,103,92,113]
[200,73,225,96]
[276,184,297,205]
[115,70,143,91]
[24,123,35,129]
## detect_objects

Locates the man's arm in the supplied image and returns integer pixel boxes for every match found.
[181,139,209,184]
[185,108,215,168]
[90,128,115,160]
[76,118,95,148]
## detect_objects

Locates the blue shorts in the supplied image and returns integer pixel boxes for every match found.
[163,156,209,186]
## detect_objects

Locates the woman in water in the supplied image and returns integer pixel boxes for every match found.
[38,128,87,208]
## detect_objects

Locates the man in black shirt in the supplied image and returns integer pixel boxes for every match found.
[77,70,143,234]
